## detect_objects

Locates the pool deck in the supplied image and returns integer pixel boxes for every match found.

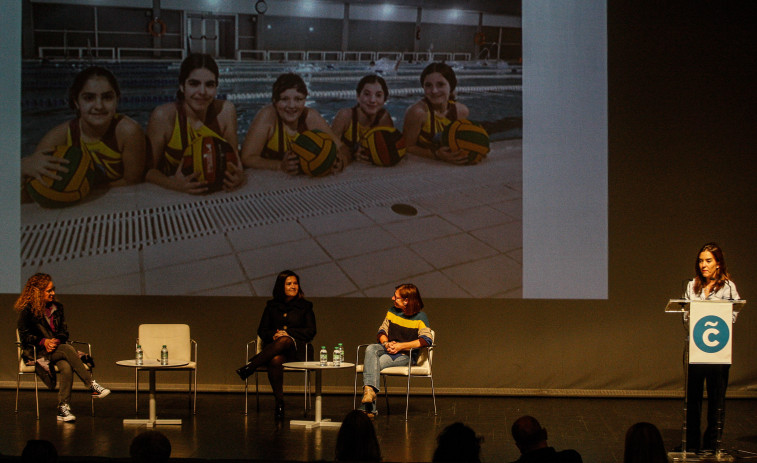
[21,139,522,297]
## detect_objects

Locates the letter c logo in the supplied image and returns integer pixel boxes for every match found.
[693,316,729,354]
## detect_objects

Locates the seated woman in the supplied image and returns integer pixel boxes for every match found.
[145,53,244,194]
[403,62,473,165]
[240,72,346,174]
[331,74,394,164]
[236,270,316,419]
[360,283,432,418]
[15,273,110,422]
[21,66,145,192]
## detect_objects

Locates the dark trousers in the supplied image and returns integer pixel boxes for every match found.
[49,343,93,406]
[686,364,730,450]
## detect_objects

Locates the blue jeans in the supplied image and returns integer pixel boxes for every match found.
[361,343,410,413]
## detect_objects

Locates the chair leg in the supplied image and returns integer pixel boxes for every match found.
[405,372,412,421]
[430,374,437,416]
[34,373,40,420]
[244,377,248,416]
[383,375,390,415]
[188,371,193,414]
[353,369,358,409]
[15,373,21,414]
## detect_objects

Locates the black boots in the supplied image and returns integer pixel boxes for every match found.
[236,362,256,380]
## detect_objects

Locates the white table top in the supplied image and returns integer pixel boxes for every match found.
[116,359,189,368]
[283,361,355,370]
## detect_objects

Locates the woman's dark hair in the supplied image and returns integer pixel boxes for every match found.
[68,66,121,113]
[433,422,482,462]
[420,62,458,94]
[272,270,304,301]
[396,283,424,316]
[335,410,381,462]
[693,242,731,295]
[623,422,667,463]
[356,74,389,99]
[176,53,219,100]
[272,73,308,102]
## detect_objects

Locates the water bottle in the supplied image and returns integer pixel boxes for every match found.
[319,346,328,366]
[333,346,341,367]
[160,345,168,365]
[338,343,344,363]
[135,344,143,365]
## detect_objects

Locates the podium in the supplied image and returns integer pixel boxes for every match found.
[666,299,746,462]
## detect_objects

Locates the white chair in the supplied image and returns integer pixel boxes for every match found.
[353,330,437,420]
[244,336,312,416]
[134,324,197,415]
[15,329,96,419]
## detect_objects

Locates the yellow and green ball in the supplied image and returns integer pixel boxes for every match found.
[291,130,337,177]
[26,145,95,208]
[441,119,490,165]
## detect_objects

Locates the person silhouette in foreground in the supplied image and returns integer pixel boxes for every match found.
[509,415,582,463]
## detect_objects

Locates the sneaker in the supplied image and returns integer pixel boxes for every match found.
[57,403,76,422]
[90,380,110,399]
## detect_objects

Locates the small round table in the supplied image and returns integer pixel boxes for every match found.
[116,359,189,427]
[283,361,354,429]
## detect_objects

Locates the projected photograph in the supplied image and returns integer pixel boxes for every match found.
[20,1,522,297]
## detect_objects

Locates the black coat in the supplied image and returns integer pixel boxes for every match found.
[17,302,69,363]
[257,298,316,361]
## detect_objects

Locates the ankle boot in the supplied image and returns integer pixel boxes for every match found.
[236,362,256,380]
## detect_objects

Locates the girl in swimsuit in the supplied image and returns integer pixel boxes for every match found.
[241,73,346,175]
[331,75,394,164]
[145,53,244,194]
[22,66,145,191]
[403,62,472,165]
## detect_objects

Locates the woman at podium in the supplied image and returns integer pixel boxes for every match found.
[684,242,740,451]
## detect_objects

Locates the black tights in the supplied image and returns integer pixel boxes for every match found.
[248,337,296,401]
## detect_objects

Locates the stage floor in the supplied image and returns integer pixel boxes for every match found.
[3,390,757,462]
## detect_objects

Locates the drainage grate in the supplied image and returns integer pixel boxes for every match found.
[21,165,508,267]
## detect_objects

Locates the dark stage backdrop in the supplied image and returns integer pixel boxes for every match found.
[1,2,755,394]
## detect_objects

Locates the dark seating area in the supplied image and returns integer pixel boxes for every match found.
[3,390,757,462]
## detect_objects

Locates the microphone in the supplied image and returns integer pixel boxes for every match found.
[727,280,734,301]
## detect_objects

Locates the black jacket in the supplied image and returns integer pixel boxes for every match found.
[257,298,316,361]
[17,302,69,363]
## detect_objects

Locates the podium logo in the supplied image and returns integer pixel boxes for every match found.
[693,315,730,353]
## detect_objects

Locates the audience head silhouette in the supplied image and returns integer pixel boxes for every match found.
[433,422,483,462]
[335,410,381,462]
[510,415,582,463]
[130,430,171,463]
[624,422,667,463]
[22,439,58,463]
[512,415,549,453]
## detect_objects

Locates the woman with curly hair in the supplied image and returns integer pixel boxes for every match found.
[15,273,110,422]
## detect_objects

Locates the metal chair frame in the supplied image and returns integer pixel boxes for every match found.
[353,339,437,421]
[244,336,312,416]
